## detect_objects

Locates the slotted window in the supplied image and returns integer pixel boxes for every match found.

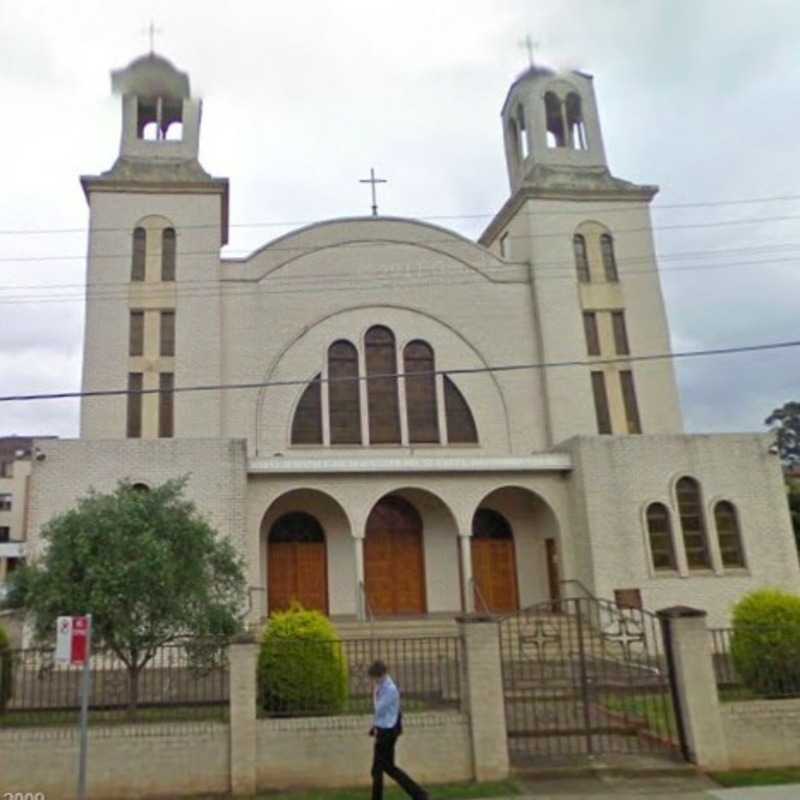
[129,310,144,357]
[328,341,362,445]
[715,501,746,568]
[131,227,146,282]
[677,477,710,570]
[591,371,612,434]
[161,228,176,282]
[159,372,174,438]
[601,234,619,282]
[612,311,630,355]
[545,91,565,148]
[365,326,401,444]
[291,374,323,445]
[574,234,590,283]
[565,92,587,150]
[127,373,143,438]
[444,376,478,444]
[404,340,439,444]
[646,503,677,571]
[0,494,11,512]
[620,370,642,434]
[583,312,600,356]
[160,311,175,357]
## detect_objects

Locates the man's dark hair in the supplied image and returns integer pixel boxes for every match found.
[368,659,387,678]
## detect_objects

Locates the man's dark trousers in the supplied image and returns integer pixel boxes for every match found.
[371,727,426,800]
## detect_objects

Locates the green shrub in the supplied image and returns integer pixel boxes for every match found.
[257,604,348,715]
[731,589,800,697]
[0,624,11,713]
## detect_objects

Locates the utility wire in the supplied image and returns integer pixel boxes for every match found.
[2,338,798,404]
[2,191,800,237]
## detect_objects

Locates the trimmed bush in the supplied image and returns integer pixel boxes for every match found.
[257,604,348,715]
[0,624,11,713]
[731,589,800,697]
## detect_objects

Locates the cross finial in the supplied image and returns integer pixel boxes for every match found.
[519,34,538,68]
[141,20,163,54]
[359,167,388,217]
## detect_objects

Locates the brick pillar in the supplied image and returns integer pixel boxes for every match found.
[657,606,729,770]
[458,616,509,780]
[229,636,258,796]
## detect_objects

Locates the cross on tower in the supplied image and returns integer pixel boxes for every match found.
[141,20,163,54]
[359,167,388,217]
[519,34,538,68]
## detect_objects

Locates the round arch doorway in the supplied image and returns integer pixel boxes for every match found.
[365,495,427,616]
[471,508,519,613]
[268,512,328,614]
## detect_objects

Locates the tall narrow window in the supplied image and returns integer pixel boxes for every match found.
[444,376,478,443]
[565,92,587,150]
[545,92,565,148]
[365,326,401,444]
[328,340,362,445]
[573,234,590,283]
[129,310,144,357]
[161,228,176,282]
[499,232,509,258]
[131,227,146,282]
[601,234,619,282]
[620,370,642,434]
[159,372,174,438]
[646,503,677,571]
[127,373,143,438]
[516,105,529,159]
[404,340,439,444]
[583,312,600,356]
[160,310,175,357]
[591,371,612,434]
[676,477,710,570]
[612,311,630,355]
[291,374,323,445]
[715,501,746,568]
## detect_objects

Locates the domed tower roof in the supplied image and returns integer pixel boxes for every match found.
[111,52,191,99]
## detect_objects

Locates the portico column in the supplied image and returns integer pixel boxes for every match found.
[354,535,366,620]
[459,533,474,613]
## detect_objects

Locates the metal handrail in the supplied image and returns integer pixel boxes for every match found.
[469,577,494,617]
[358,580,375,623]
[559,578,599,602]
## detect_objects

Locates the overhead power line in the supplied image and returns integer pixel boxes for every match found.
[1,191,800,237]
[2,338,798,404]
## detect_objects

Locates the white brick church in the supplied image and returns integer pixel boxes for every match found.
[26,53,799,627]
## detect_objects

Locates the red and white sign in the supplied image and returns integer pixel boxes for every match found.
[55,616,91,666]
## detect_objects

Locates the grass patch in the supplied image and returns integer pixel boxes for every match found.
[0,704,227,728]
[710,768,800,787]
[252,781,521,800]
[600,695,675,739]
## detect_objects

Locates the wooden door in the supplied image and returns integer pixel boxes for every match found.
[365,496,426,616]
[267,513,328,615]
[471,509,519,613]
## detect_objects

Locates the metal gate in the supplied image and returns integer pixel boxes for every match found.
[499,596,684,765]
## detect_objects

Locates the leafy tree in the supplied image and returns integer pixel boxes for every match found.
[765,401,800,469]
[6,478,247,713]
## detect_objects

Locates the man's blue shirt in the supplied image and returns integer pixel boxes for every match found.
[373,675,400,729]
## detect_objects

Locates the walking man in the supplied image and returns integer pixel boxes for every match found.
[368,660,428,800]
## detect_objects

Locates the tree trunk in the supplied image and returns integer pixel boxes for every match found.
[127,664,141,719]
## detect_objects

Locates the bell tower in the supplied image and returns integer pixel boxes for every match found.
[502,66,609,193]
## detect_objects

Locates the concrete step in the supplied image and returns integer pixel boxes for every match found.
[332,616,460,640]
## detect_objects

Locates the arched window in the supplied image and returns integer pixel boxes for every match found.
[161,228,176,282]
[544,91,565,148]
[131,227,146,282]
[565,92,587,150]
[600,234,618,282]
[365,326,401,444]
[473,509,513,540]
[291,374,322,445]
[516,105,529,159]
[269,512,325,543]
[676,477,710,570]
[573,234,590,283]
[404,340,439,444]
[444,376,478,443]
[715,501,746,568]
[328,341,362,445]
[131,482,150,493]
[645,503,677,571]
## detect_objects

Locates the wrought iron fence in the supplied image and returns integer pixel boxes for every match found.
[0,641,229,726]
[710,625,800,700]
[257,636,462,718]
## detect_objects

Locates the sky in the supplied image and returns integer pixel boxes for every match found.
[0,0,799,439]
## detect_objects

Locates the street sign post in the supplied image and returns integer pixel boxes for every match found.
[56,615,92,800]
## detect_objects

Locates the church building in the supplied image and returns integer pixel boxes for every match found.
[25,53,799,627]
